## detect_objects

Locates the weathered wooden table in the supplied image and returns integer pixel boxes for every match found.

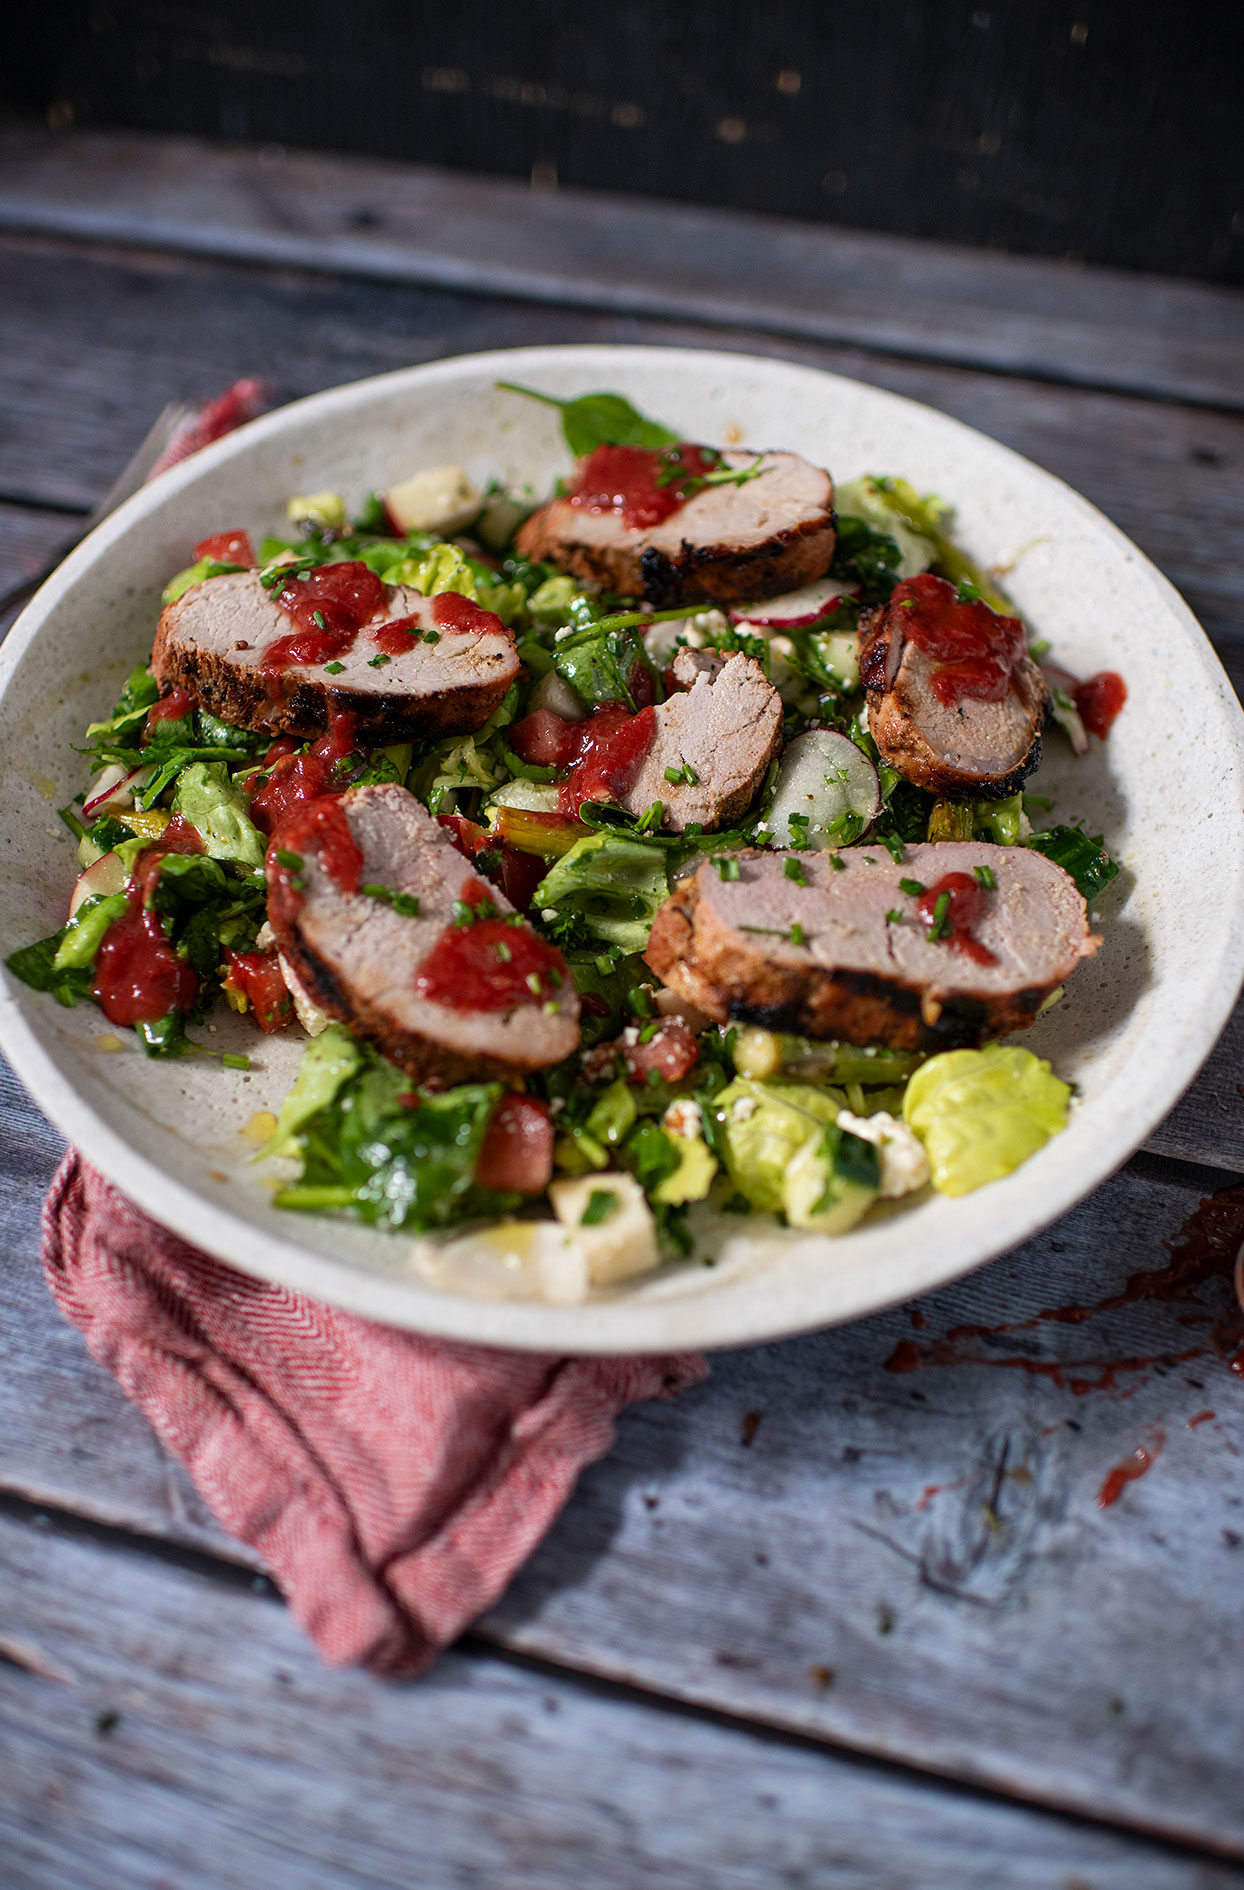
[2,127,1244,1889]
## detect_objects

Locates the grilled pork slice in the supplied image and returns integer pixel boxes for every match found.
[153,571,519,743]
[622,653,783,833]
[268,784,579,1086]
[646,842,1098,1051]
[516,451,835,606]
[859,578,1048,800]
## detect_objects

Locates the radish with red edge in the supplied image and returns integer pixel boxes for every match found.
[729,576,859,630]
[68,850,129,919]
[83,763,153,821]
[762,728,882,850]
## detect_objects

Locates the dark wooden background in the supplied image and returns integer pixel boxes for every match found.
[7,0,1244,284]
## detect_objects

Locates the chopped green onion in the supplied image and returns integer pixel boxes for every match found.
[422,629,441,644]
[580,1189,619,1227]
[790,921,806,947]
[783,858,808,885]
[495,939,512,962]
[526,971,543,997]
[368,653,390,668]
[898,878,925,897]
[451,900,475,926]
[221,1053,251,1070]
[713,856,741,881]
[324,661,346,675]
[829,853,846,872]
[928,890,952,941]
[886,909,904,925]
[973,863,997,891]
[275,849,304,871]
[663,760,699,786]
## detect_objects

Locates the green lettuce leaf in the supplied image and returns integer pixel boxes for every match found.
[534,834,670,952]
[903,1045,1071,1196]
[173,761,265,868]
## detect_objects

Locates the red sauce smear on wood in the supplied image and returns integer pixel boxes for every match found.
[248,709,358,835]
[567,442,719,531]
[1097,1433,1164,1509]
[193,529,255,566]
[262,561,390,672]
[915,872,996,966]
[891,572,1026,708]
[1188,1409,1216,1428]
[883,1185,1244,1391]
[265,794,363,929]
[414,879,569,1014]
[92,815,206,1026]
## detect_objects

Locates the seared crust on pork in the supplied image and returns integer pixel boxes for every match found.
[859,600,1048,800]
[153,571,519,744]
[271,784,579,1086]
[646,843,1098,1052]
[516,451,835,606]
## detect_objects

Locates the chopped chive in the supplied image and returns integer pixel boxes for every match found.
[713,856,741,881]
[879,832,905,864]
[928,890,952,941]
[973,863,998,891]
[783,857,808,885]
[664,760,698,786]
[790,921,806,947]
[739,923,792,937]
[324,660,346,675]
[422,629,441,644]
[595,953,616,976]
[1028,638,1051,661]
[526,971,543,997]
[312,609,328,630]
[368,653,391,668]
[628,985,654,1017]
[275,849,304,871]
[495,939,512,962]
[361,883,421,917]
[542,1000,560,1014]
[221,1053,251,1070]
[451,899,475,926]
[829,853,846,872]
[638,1020,660,1043]
[580,1189,619,1227]
[886,909,904,925]
[898,878,925,897]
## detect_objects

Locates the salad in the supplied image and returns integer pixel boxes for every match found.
[7,385,1126,1303]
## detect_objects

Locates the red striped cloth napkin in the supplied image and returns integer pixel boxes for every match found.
[43,1155,706,1674]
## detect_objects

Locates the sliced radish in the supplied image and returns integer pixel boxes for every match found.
[68,850,128,919]
[83,763,153,820]
[730,576,859,630]
[762,729,881,850]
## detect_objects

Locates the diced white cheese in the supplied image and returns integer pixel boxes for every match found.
[384,465,483,536]
[836,1109,930,1198]
[278,954,330,1037]
[663,1097,703,1141]
[548,1172,661,1286]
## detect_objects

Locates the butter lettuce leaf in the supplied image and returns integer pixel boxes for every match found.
[903,1045,1070,1196]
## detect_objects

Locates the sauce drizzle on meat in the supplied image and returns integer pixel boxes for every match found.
[567,443,718,531]
[915,872,997,966]
[892,572,1026,707]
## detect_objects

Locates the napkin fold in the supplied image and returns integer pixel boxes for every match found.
[43,1154,707,1675]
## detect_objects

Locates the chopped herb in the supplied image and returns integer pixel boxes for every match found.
[790,921,806,947]
[927,890,952,941]
[898,877,925,897]
[955,579,981,603]
[879,831,906,864]
[312,609,328,630]
[368,653,391,668]
[787,811,811,844]
[324,660,346,675]
[275,849,305,872]
[829,853,846,872]
[638,1020,660,1043]
[783,857,808,885]
[362,883,422,918]
[222,1052,251,1070]
[898,597,917,610]
[713,856,741,881]
[422,629,441,644]
[664,761,698,786]
[495,939,512,963]
[526,971,543,997]
[580,1188,620,1227]
[628,984,654,1017]
[886,909,904,925]
[739,923,794,938]
[451,899,476,926]
[973,863,998,891]
[1028,638,1052,661]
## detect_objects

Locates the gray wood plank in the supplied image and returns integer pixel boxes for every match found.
[2,125,1243,413]
[3,1095,1243,1854]
[0,501,77,603]
[1,1509,1241,1890]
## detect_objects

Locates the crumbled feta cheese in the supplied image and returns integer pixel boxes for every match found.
[642,608,730,664]
[663,1098,703,1141]
[836,1109,930,1198]
[730,1095,758,1123]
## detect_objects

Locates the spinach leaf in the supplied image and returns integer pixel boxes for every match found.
[1027,826,1120,901]
[496,383,680,457]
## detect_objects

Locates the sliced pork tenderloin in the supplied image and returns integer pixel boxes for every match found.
[517,450,835,606]
[859,574,1048,800]
[153,570,519,743]
[618,653,782,833]
[646,841,1098,1051]
[267,783,579,1086]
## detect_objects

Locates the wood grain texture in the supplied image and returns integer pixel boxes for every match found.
[3,1100,1243,1853]
[6,1513,1243,1890]
[2,126,1244,409]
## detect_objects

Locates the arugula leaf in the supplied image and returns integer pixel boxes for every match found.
[496,383,680,457]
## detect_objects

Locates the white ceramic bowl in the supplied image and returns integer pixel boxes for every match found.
[2,345,1242,1353]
